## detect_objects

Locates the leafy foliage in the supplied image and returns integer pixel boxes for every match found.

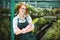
[0,16,11,40]
[43,19,60,40]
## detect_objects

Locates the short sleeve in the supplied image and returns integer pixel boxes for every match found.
[13,17,18,33]
[27,15,35,28]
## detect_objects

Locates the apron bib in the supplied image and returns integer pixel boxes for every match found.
[16,18,36,40]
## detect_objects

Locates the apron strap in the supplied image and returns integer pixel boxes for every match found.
[17,17,28,24]
[17,18,19,26]
[25,17,29,24]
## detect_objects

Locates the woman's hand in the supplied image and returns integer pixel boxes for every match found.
[25,24,32,30]
[22,24,34,34]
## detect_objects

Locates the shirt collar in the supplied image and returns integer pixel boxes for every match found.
[17,14,27,19]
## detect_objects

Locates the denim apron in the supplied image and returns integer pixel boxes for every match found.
[16,18,36,40]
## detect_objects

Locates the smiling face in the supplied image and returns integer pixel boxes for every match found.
[19,5,26,15]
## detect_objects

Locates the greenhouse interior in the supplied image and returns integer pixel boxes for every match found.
[0,0,60,40]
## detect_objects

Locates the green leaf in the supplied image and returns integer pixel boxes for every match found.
[32,18,39,24]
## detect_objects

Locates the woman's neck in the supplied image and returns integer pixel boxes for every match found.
[19,14,24,19]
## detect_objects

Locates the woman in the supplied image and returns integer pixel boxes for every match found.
[13,4,37,40]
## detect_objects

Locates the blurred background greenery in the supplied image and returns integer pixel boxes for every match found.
[0,0,60,40]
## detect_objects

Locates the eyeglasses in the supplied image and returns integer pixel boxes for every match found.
[21,8,26,10]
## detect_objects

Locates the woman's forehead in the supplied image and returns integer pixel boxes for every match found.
[21,5,26,8]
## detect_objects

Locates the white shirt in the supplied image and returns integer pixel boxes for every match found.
[13,14,34,33]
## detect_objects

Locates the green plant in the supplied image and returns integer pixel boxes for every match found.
[43,19,60,40]
[0,17,11,40]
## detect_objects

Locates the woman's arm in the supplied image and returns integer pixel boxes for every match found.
[13,17,23,35]
[22,15,34,34]
[15,27,23,35]
[22,24,34,34]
